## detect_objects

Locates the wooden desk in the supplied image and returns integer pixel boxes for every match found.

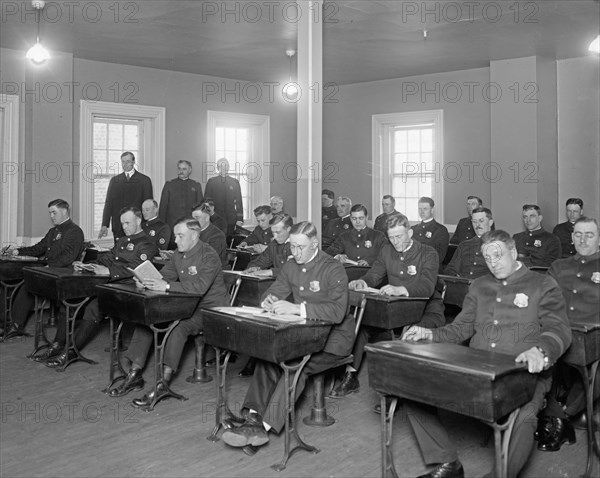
[361,292,428,334]
[0,257,45,337]
[22,266,109,369]
[227,248,260,271]
[202,307,331,471]
[562,318,600,478]
[439,274,472,308]
[443,243,457,266]
[223,270,275,307]
[343,264,370,282]
[96,282,202,410]
[366,341,537,478]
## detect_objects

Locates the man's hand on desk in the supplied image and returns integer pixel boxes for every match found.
[159,250,174,260]
[73,262,109,275]
[3,245,18,256]
[135,277,169,292]
[402,325,432,342]
[243,267,273,277]
[356,259,370,267]
[379,285,409,296]
[515,346,548,374]
[270,301,301,316]
[348,279,367,291]
[334,254,349,263]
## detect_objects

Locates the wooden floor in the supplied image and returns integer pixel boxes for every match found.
[0,320,595,478]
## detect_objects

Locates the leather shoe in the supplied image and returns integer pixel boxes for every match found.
[537,417,576,451]
[132,381,169,408]
[45,349,76,368]
[571,411,600,431]
[2,324,26,341]
[109,369,144,397]
[222,414,269,448]
[417,460,464,478]
[33,342,63,362]
[238,358,255,378]
[328,371,359,398]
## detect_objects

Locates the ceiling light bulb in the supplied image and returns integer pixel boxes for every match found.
[26,41,50,64]
[589,35,600,54]
[283,82,300,102]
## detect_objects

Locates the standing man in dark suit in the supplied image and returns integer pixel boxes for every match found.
[99,151,153,241]
[204,158,243,236]
[552,198,584,258]
[158,160,203,243]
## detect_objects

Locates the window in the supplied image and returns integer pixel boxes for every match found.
[207,111,270,223]
[80,101,165,244]
[372,110,443,223]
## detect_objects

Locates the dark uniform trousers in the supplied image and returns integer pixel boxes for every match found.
[242,250,352,433]
[11,219,85,333]
[125,240,228,372]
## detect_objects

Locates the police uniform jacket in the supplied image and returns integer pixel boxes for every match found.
[321,205,337,225]
[101,170,153,237]
[96,231,158,281]
[261,250,353,356]
[432,264,571,364]
[443,236,490,279]
[245,226,274,246]
[362,241,438,298]
[513,228,562,268]
[412,219,450,270]
[204,175,243,231]
[158,178,203,229]
[210,213,228,235]
[322,215,352,250]
[248,241,292,277]
[374,212,396,234]
[199,224,228,267]
[142,217,171,250]
[552,221,577,258]
[548,251,600,323]
[17,219,84,267]
[450,216,496,245]
[326,227,387,265]
[161,240,229,319]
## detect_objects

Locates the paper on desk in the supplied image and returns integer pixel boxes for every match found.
[357,286,381,294]
[213,306,306,324]
[343,259,359,266]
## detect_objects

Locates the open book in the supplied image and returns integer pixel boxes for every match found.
[127,260,163,282]
[215,306,306,324]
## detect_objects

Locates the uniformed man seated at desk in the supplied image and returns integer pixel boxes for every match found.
[412,197,449,273]
[329,213,441,399]
[449,195,494,245]
[141,199,171,251]
[321,189,337,227]
[325,204,386,267]
[443,207,494,280]
[535,216,600,452]
[191,203,228,268]
[221,221,354,450]
[238,205,273,253]
[513,204,561,268]
[243,213,293,277]
[199,197,228,235]
[403,229,571,478]
[43,207,157,367]
[552,197,584,258]
[373,195,399,234]
[108,217,229,406]
[1,199,84,341]
[321,196,352,250]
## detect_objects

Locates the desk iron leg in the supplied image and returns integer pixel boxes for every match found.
[27,296,51,358]
[271,354,319,472]
[573,360,600,478]
[56,298,98,372]
[102,318,126,393]
[142,320,187,411]
[208,349,243,442]
[1,280,24,339]
[487,407,519,478]
[380,394,399,478]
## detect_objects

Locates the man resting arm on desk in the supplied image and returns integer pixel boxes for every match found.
[402,229,571,478]
[243,213,294,278]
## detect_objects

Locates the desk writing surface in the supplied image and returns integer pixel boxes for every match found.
[563,318,600,367]
[224,270,275,307]
[0,257,46,281]
[227,248,260,271]
[361,293,428,329]
[22,266,109,302]
[96,283,201,326]
[202,307,331,363]
[366,340,537,422]
[439,274,473,308]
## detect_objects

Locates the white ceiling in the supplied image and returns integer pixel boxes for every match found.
[1,1,599,85]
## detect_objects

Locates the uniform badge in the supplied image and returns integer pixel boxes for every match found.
[55,233,62,240]
[591,272,600,284]
[229,185,234,190]
[309,281,320,292]
[323,215,329,221]
[425,231,432,238]
[365,240,372,248]
[159,238,166,245]
[191,187,196,192]
[343,224,350,229]
[188,266,198,275]
[407,265,417,275]
[126,243,134,251]
[149,230,156,237]
[514,293,529,308]
[140,254,147,261]
[534,240,541,247]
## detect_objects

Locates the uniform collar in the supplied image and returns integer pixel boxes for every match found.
[495,262,527,284]
[55,218,72,229]
[145,216,159,224]
[421,218,434,224]
[573,250,600,262]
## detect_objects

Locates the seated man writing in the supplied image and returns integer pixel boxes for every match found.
[403,230,571,478]
[221,221,354,449]
[238,205,273,253]
[243,213,293,277]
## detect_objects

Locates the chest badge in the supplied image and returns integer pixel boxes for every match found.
[126,243,134,251]
[514,293,529,308]
[343,224,350,229]
[140,254,147,261]
[55,233,62,240]
[364,240,372,248]
[591,272,600,284]
[159,238,166,245]
[534,240,542,247]
[309,281,320,292]
[149,230,156,237]
[407,265,417,275]
[188,266,198,275]
[425,231,432,238]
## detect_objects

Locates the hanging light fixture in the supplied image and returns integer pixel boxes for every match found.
[26,0,50,65]
[282,49,299,102]
[589,35,600,54]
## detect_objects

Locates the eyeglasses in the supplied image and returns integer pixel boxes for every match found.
[289,243,309,252]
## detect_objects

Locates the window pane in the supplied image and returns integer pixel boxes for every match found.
[237,129,248,150]
[394,130,407,153]
[108,124,123,150]
[93,150,108,174]
[216,127,225,151]
[393,153,406,174]
[407,130,420,152]
[93,123,107,149]
[123,125,139,150]
[421,152,433,167]
[421,129,433,152]
[225,128,236,151]
[404,176,420,197]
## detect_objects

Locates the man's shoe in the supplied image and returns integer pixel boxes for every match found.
[108,369,144,397]
[45,349,77,368]
[2,324,26,341]
[417,460,464,478]
[132,382,169,408]
[238,358,255,378]
[222,417,269,448]
[534,415,553,441]
[328,371,359,398]
[571,411,600,431]
[537,417,576,451]
[32,342,63,362]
